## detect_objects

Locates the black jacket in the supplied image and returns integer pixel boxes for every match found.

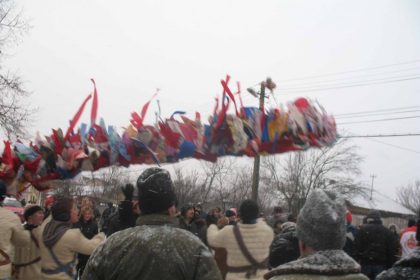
[269,230,299,268]
[106,200,137,236]
[354,221,398,268]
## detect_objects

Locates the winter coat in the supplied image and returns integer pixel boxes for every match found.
[269,229,299,268]
[354,222,398,268]
[99,206,115,232]
[207,219,274,280]
[12,225,41,280]
[0,207,30,279]
[179,216,208,245]
[73,218,99,275]
[33,220,105,280]
[106,200,137,236]
[82,214,222,280]
[343,223,358,260]
[264,250,369,280]
[399,226,417,257]
[375,247,420,280]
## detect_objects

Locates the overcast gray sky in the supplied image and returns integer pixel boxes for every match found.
[6,0,420,199]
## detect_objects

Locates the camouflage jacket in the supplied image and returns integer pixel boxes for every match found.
[82,214,222,280]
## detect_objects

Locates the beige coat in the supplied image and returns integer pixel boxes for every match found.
[33,221,105,280]
[12,229,41,280]
[207,219,274,280]
[0,207,30,279]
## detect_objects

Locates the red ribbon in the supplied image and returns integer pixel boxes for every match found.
[64,94,92,142]
[90,79,98,127]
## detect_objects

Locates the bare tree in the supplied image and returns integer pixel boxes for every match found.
[261,138,367,216]
[50,166,130,203]
[398,179,420,215]
[0,0,33,139]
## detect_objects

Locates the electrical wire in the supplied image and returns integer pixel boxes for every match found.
[334,105,420,116]
[339,133,420,138]
[338,115,420,125]
[335,109,420,119]
[275,59,420,83]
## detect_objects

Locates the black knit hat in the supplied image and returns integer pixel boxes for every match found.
[24,205,43,221]
[0,180,6,202]
[136,168,176,214]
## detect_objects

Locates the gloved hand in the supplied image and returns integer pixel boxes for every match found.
[121,184,134,201]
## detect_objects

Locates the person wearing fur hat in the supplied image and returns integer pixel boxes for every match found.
[82,167,222,280]
[12,204,44,280]
[354,210,398,279]
[207,199,274,280]
[32,196,105,280]
[0,180,30,280]
[376,218,420,279]
[265,190,368,280]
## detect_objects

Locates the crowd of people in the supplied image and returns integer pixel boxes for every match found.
[0,168,419,280]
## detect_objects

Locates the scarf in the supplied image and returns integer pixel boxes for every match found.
[43,219,72,248]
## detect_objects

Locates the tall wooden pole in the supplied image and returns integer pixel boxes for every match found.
[251,82,265,202]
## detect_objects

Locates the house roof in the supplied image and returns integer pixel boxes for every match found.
[347,191,415,216]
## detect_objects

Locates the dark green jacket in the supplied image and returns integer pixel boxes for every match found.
[82,214,222,280]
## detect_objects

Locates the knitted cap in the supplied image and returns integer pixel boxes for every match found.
[297,189,346,251]
[24,205,43,221]
[136,168,176,214]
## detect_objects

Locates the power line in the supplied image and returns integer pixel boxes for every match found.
[278,66,420,87]
[275,59,420,83]
[335,109,420,119]
[363,137,420,155]
[339,133,420,138]
[334,105,420,116]
[338,115,420,125]
[277,76,420,95]
[278,73,420,91]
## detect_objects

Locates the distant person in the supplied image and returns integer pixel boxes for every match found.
[73,206,99,278]
[343,210,359,259]
[399,218,417,257]
[376,218,420,279]
[354,210,398,279]
[265,190,368,280]
[225,209,237,226]
[208,199,274,279]
[268,221,299,269]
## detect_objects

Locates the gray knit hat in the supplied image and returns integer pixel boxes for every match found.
[296,189,346,251]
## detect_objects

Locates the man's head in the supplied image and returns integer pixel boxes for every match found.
[181,204,195,220]
[225,209,236,222]
[239,199,259,224]
[297,189,346,255]
[136,167,177,215]
[51,196,78,223]
[408,218,416,227]
[24,205,44,226]
[366,210,382,224]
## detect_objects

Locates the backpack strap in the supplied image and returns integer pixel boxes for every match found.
[42,246,75,279]
[0,248,10,266]
[232,225,260,266]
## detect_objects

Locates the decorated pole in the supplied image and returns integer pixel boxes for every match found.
[251,81,266,202]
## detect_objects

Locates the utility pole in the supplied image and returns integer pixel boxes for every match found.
[369,174,377,200]
[251,82,266,202]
